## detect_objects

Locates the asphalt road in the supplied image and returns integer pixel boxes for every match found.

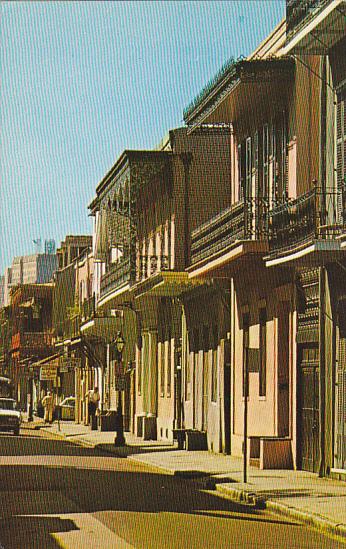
[0,426,344,549]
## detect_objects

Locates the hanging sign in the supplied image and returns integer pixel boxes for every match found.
[40,364,58,380]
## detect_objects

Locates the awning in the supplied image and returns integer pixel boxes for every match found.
[30,353,61,368]
[131,271,206,300]
[80,317,122,341]
[184,58,295,134]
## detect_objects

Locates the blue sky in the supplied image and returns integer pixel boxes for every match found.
[1,1,285,274]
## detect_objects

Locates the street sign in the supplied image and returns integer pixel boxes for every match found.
[40,364,58,380]
[59,356,81,371]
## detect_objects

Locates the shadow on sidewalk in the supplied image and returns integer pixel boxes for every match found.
[94,441,178,457]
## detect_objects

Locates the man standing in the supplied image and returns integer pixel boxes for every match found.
[85,386,100,427]
[42,391,54,424]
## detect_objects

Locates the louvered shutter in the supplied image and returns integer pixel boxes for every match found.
[336,338,346,469]
[238,143,244,201]
[336,92,345,225]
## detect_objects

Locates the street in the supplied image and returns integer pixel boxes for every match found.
[0,426,344,549]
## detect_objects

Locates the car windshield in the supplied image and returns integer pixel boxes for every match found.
[0,399,16,410]
[63,399,75,407]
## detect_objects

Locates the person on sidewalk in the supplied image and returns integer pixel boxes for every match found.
[42,391,54,424]
[85,386,100,426]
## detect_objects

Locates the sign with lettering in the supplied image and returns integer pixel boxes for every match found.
[59,357,81,372]
[40,364,58,380]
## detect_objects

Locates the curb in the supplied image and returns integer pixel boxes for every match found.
[265,500,346,541]
[215,484,346,541]
[37,425,346,541]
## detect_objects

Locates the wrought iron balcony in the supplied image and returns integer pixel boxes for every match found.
[190,198,269,265]
[100,257,134,298]
[268,185,345,257]
[136,254,170,281]
[286,0,333,39]
[81,295,96,323]
[63,316,81,340]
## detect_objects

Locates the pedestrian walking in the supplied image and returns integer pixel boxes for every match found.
[85,386,100,426]
[42,391,54,424]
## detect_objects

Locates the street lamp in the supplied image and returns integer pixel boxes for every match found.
[114,331,126,446]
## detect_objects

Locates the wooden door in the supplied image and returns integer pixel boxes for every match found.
[277,302,290,437]
[335,337,346,470]
[298,345,320,472]
[202,351,209,431]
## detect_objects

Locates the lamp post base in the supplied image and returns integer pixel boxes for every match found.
[114,432,126,446]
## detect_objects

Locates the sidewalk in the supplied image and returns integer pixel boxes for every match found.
[27,418,346,541]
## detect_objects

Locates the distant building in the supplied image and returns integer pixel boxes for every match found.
[3,254,59,305]
[3,268,12,307]
[57,235,92,269]
[0,276,4,308]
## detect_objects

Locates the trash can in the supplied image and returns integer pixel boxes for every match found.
[99,411,117,432]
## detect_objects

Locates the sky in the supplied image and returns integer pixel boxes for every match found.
[1,1,285,274]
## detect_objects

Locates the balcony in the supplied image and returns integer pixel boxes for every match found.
[190,198,269,267]
[81,295,96,323]
[11,331,54,353]
[286,0,332,37]
[100,257,134,299]
[267,185,345,264]
[63,316,81,340]
[136,254,170,282]
[285,0,345,53]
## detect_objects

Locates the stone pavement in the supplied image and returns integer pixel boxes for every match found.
[25,418,346,541]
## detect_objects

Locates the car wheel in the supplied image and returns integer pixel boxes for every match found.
[13,428,20,436]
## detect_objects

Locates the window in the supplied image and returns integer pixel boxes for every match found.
[137,337,142,395]
[160,341,165,397]
[166,338,172,398]
[263,124,269,198]
[238,143,246,201]
[259,308,267,397]
[211,324,218,402]
[245,137,252,199]
[185,331,191,401]
[242,313,250,397]
[273,112,288,200]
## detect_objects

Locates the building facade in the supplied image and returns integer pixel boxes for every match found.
[182,3,345,476]
[88,126,232,441]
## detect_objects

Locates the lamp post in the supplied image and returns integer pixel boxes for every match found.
[114,331,126,446]
[28,362,34,422]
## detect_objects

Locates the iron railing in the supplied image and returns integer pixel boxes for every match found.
[63,316,81,340]
[190,197,269,265]
[100,257,134,297]
[81,295,96,322]
[286,0,333,39]
[268,186,345,256]
[136,254,170,281]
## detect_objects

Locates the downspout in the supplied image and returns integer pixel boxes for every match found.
[319,56,327,478]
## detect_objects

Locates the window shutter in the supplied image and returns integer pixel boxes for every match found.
[238,143,243,201]
[336,92,345,225]
[336,337,346,469]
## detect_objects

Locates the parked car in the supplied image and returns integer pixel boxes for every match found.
[0,398,22,435]
[55,397,76,421]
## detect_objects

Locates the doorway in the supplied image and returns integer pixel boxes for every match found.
[298,344,320,472]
